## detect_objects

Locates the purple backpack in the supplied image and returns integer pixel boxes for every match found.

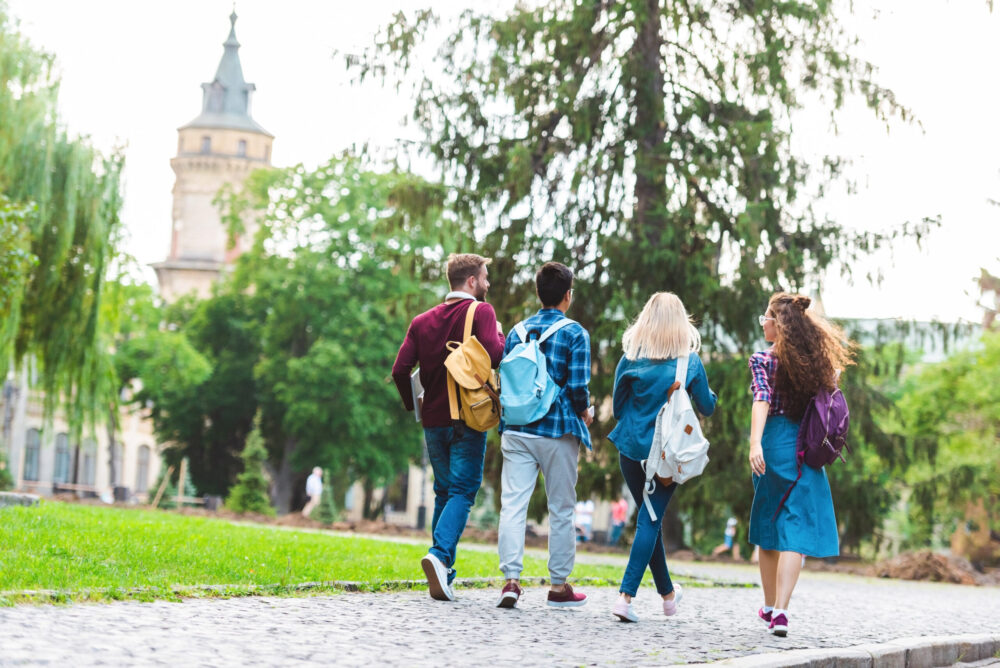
[773,386,850,518]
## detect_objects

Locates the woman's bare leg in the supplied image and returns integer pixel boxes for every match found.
[758,548,779,607]
[775,550,803,610]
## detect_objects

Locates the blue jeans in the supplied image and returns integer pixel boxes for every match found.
[424,425,487,578]
[619,453,676,597]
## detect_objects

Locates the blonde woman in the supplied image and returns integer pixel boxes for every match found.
[609,293,717,622]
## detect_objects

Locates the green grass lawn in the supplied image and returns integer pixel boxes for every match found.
[0,501,631,604]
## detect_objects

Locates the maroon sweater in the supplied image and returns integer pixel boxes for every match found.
[392,299,505,428]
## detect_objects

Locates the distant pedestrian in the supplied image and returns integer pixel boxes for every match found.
[495,262,593,610]
[608,497,629,546]
[748,293,853,637]
[574,499,595,543]
[711,517,740,559]
[392,253,505,602]
[301,467,323,518]
[608,292,717,623]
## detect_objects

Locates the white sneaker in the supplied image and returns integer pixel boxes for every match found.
[612,597,639,623]
[420,553,455,601]
[663,584,683,616]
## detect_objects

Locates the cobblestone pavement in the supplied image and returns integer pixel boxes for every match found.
[1,569,998,666]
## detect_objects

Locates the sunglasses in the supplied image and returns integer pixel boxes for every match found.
[758,315,775,326]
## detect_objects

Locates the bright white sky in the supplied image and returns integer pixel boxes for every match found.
[7,0,998,324]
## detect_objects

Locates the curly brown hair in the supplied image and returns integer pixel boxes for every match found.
[768,293,856,421]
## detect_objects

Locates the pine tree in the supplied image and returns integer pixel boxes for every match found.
[350,0,939,549]
[225,421,275,516]
[310,478,338,524]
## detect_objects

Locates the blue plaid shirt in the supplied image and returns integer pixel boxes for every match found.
[500,308,592,449]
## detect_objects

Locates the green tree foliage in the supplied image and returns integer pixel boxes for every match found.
[0,6,125,433]
[228,157,470,513]
[129,157,467,512]
[226,421,275,516]
[893,332,1000,548]
[350,1,934,547]
[114,291,240,497]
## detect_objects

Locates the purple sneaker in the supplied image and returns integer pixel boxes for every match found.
[547,583,588,608]
[496,581,523,609]
[769,613,788,637]
[758,607,773,624]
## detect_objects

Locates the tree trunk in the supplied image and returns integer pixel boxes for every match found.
[629,0,667,238]
[362,478,385,520]
[106,404,118,489]
[271,435,297,515]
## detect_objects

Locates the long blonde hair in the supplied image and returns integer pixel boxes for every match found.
[622,292,701,360]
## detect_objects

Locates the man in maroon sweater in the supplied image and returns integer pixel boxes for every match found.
[392,253,505,601]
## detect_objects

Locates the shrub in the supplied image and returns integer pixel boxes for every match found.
[225,424,274,516]
[0,449,13,491]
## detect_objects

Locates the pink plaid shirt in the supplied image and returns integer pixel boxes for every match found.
[748,349,785,416]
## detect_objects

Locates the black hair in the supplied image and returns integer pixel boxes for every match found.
[536,262,574,307]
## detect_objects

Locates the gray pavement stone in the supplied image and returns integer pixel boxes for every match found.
[0,571,998,667]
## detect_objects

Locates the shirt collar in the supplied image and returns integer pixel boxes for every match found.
[445,291,477,301]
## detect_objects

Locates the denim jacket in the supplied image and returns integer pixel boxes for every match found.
[609,352,717,462]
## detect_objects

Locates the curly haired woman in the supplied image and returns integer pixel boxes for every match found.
[748,293,854,637]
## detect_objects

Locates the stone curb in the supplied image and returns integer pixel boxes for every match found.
[708,633,1000,667]
[0,492,40,508]
[2,573,754,604]
[1,576,621,603]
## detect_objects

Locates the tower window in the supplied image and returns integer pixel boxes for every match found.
[201,136,212,153]
[237,139,247,157]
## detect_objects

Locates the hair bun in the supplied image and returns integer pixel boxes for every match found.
[793,296,811,311]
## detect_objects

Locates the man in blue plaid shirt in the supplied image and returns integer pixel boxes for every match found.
[495,262,593,610]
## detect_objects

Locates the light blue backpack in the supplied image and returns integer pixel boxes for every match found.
[498,318,576,426]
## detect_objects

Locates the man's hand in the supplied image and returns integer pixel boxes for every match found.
[496,320,503,335]
[579,406,594,427]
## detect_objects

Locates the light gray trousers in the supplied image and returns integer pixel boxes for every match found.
[497,431,579,584]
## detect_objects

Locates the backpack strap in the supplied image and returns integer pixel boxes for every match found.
[513,321,529,343]
[463,301,479,341]
[447,301,481,421]
[674,354,689,389]
[643,411,665,522]
[772,462,803,521]
[537,317,576,344]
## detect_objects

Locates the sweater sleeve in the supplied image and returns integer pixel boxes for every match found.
[391,321,419,411]
[473,302,505,367]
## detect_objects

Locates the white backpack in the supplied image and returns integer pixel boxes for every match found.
[641,354,710,521]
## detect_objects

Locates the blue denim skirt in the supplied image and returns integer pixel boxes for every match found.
[749,415,839,558]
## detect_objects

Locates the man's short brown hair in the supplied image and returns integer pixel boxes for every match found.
[447,253,491,289]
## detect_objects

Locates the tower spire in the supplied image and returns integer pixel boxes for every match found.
[180,11,271,136]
